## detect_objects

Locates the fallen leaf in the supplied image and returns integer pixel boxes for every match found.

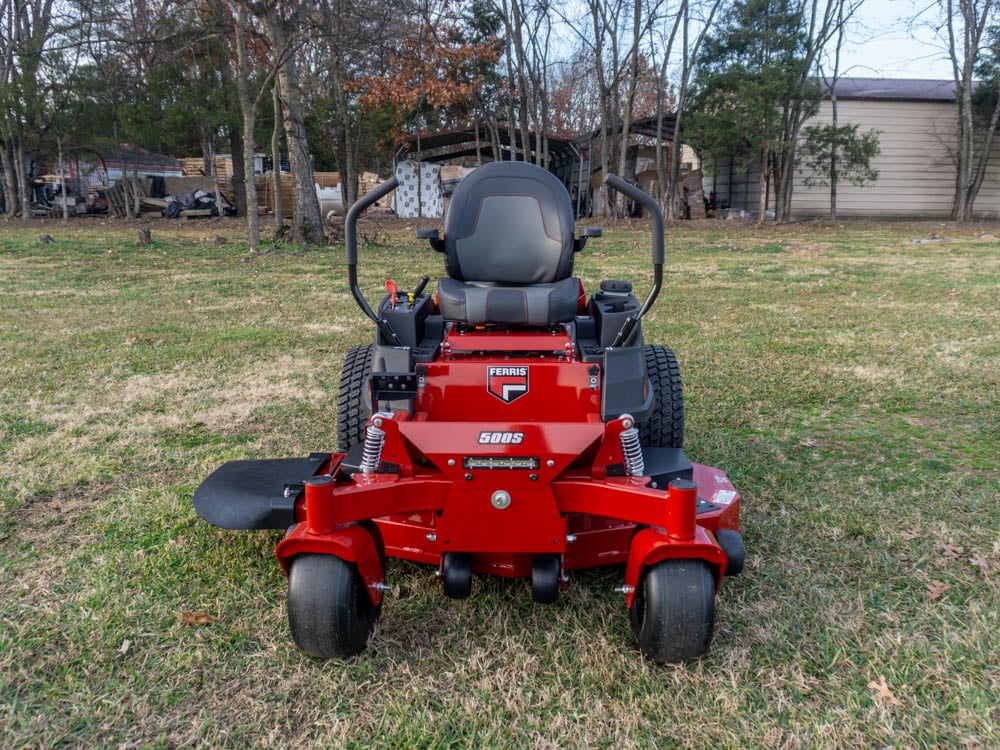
[178,611,218,626]
[900,529,922,541]
[119,638,131,655]
[969,555,991,574]
[867,675,902,707]
[798,437,819,448]
[926,580,949,600]
[934,542,964,559]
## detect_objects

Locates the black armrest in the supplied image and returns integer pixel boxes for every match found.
[416,228,445,252]
[574,227,602,252]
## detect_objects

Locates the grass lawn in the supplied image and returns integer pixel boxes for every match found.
[1,216,997,748]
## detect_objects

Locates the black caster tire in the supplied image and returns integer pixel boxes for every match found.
[640,345,684,449]
[629,559,715,663]
[441,552,473,599]
[288,553,380,658]
[336,343,373,452]
[531,554,562,604]
[715,529,744,576]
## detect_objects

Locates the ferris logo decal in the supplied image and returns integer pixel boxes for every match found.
[487,366,529,403]
[478,431,525,445]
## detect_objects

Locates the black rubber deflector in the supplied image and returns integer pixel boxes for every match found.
[193,453,331,530]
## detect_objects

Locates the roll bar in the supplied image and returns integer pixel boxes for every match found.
[345,176,402,344]
[345,173,664,350]
[602,175,665,348]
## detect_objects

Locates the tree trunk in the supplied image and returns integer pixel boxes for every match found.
[58,137,69,222]
[509,0,531,162]
[236,2,261,248]
[261,5,324,244]
[212,0,247,220]
[656,0,684,213]
[15,137,31,221]
[331,58,357,208]
[757,147,769,221]
[830,89,838,220]
[272,79,284,230]
[615,0,642,205]
[228,126,247,218]
[1,144,18,217]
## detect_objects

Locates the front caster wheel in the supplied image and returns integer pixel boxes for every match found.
[288,554,381,658]
[441,552,473,599]
[531,554,561,604]
[629,559,715,663]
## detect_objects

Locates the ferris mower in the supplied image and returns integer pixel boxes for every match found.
[194,161,744,663]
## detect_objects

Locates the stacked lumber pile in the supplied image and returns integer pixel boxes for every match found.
[314,172,340,189]
[182,156,234,178]
[105,178,146,218]
[360,172,380,195]
[181,157,205,176]
[256,173,295,217]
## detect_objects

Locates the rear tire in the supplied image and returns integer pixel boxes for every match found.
[629,559,715,663]
[640,344,684,448]
[337,343,373,452]
[288,553,380,658]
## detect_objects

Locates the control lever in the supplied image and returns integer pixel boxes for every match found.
[412,275,430,298]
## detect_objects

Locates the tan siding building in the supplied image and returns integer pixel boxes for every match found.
[705,78,1000,219]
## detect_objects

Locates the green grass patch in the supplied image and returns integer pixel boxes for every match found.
[1,217,998,748]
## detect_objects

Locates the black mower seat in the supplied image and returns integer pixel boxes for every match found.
[436,161,579,326]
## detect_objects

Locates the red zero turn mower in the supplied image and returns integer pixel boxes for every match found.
[194,162,744,663]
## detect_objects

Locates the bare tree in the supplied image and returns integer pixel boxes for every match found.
[771,0,866,222]
[250,1,324,244]
[650,0,723,219]
[0,0,57,219]
[940,0,1000,219]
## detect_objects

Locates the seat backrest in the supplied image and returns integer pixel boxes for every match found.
[444,161,575,284]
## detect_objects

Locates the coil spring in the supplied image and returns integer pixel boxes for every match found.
[619,424,644,477]
[360,413,391,474]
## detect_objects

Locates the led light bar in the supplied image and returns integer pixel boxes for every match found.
[462,456,540,470]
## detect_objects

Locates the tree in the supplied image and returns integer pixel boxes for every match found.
[307,0,399,208]
[938,0,1000,219]
[361,7,500,153]
[649,0,723,219]
[803,1,880,219]
[251,1,324,245]
[0,0,60,218]
[798,122,879,207]
[689,0,862,222]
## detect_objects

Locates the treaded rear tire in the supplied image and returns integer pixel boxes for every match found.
[639,344,684,448]
[336,343,373,452]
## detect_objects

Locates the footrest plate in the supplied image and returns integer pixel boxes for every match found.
[193,453,331,530]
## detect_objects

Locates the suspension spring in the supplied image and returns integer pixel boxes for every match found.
[360,413,391,474]
[619,417,644,478]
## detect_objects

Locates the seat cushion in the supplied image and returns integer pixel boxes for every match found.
[438,277,581,326]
